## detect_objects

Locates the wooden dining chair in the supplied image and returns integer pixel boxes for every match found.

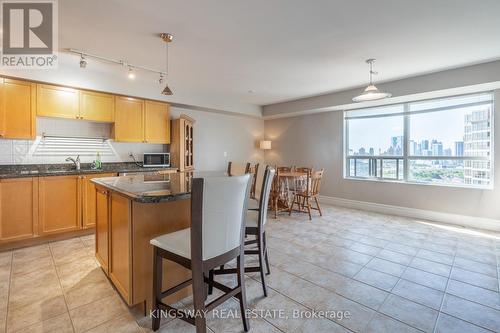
[250,163,259,199]
[295,167,312,174]
[210,167,275,297]
[227,161,251,176]
[277,166,293,173]
[289,169,324,220]
[150,174,252,333]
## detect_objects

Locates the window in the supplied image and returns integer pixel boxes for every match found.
[344,92,494,188]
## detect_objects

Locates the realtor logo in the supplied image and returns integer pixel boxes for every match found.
[1,0,58,68]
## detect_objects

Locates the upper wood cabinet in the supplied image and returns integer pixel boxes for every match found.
[0,78,36,139]
[82,173,116,229]
[144,100,170,144]
[38,175,82,235]
[37,84,79,119]
[0,177,38,241]
[113,97,144,142]
[79,90,115,122]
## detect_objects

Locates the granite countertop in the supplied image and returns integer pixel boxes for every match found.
[0,162,178,179]
[92,172,192,203]
[91,171,227,203]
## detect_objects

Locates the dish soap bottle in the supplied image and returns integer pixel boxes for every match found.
[95,152,102,169]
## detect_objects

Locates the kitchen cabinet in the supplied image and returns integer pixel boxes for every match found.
[0,78,36,139]
[38,175,81,235]
[0,178,38,241]
[37,84,80,119]
[82,173,117,229]
[95,186,110,274]
[109,192,132,303]
[113,96,144,142]
[171,115,195,171]
[79,90,115,122]
[144,100,170,144]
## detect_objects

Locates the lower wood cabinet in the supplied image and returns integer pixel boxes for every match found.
[108,192,132,303]
[95,186,110,274]
[0,177,38,241]
[82,173,116,229]
[38,175,82,235]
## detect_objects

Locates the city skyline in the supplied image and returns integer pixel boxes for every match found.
[349,136,464,157]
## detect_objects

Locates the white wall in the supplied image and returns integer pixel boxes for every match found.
[170,107,264,171]
[264,91,500,221]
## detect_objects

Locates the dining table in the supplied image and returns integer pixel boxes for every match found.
[271,170,309,217]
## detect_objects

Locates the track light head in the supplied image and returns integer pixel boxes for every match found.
[79,55,87,68]
[127,66,135,79]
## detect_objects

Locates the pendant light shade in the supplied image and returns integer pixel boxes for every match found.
[162,85,173,96]
[353,59,391,102]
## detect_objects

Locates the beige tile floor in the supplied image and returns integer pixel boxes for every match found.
[0,204,499,333]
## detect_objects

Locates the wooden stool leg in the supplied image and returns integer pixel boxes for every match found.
[152,247,162,331]
[237,255,250,332]
[257,234,268,297]
[263,232,271,275]
[314,197,323,216]
[306,198,312,220]
[192,270,207,333]
[208,269,214,295]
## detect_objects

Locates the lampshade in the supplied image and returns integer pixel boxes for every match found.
[352,84,392,102]
[260,140,272,150]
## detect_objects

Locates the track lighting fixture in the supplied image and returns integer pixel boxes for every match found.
[68,32,174,95]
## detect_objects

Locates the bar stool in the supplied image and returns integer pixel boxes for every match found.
[210,167,275,297]
[150,174,252,333]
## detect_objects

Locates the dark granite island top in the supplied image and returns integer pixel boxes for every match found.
[91,172,192,203]
[91,171,227,203]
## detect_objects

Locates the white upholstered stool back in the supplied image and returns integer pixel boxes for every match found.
[258,167,275,227]
[191,174,251,261]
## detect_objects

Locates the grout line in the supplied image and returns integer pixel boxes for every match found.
[48,239,77,333]
[3,251,13,333]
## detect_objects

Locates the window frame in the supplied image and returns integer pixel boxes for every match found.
[343,92,495,190]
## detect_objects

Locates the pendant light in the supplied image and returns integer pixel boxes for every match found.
[352,59,391,102]
[160,33,173,95]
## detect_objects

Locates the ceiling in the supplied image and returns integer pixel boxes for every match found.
[56,0,500,114]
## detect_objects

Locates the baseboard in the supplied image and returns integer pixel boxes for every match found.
[319,195,500,233]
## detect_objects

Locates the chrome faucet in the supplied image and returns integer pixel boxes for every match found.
[65,155,81,170]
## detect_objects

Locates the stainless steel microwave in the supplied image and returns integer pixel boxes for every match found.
[143,153,170,168]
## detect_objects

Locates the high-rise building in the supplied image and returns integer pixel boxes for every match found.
[431,140,443,156]
[464,109,491,185]
[409,140,417,155]
[391,136,404,155]
[455,141,464,156]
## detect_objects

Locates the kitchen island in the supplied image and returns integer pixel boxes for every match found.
[92,172,193,311]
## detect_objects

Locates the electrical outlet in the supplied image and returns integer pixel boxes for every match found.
[223,151,228,157]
